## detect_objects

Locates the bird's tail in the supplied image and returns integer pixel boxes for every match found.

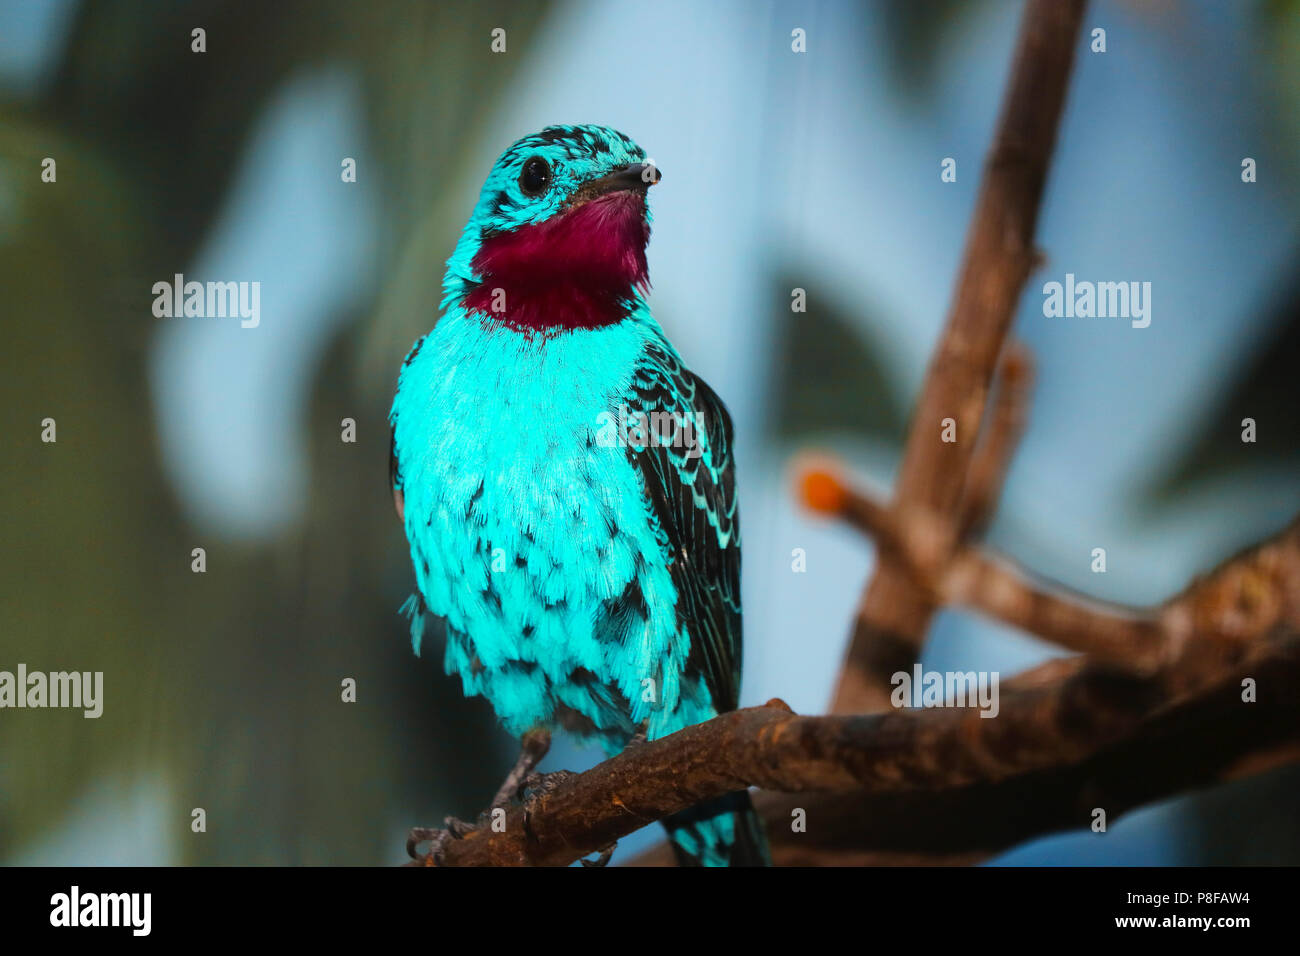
[662,789,771,867]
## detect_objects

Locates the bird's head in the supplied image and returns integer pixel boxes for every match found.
[444,125,661,330]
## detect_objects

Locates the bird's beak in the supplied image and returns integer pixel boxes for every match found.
[569,163,662,204]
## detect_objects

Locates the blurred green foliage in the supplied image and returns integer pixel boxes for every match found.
[1155,246,1300,499]
[1,0,550,864]
[767,270,906,448]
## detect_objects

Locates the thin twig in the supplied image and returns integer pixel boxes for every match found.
[805,471,1163,669]
[958,342,1034,538]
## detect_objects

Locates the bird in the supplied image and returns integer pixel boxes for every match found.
[389,124,768,866]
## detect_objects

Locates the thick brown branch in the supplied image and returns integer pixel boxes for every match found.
[759,644,1300,864]
[419,637,1297,867]
[628,657,1300,865]
[834,0,1087,713]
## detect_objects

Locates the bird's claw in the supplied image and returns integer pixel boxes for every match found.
[523,768,578,806]
[406,826,449,863]
[405,733,568,863]
[444,814,477,837]
[406,815,478,863]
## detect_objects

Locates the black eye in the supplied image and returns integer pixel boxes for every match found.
[519,156,552,197]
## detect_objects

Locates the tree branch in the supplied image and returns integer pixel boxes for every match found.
[832,0,1088,713]
[417,634,1297,867]
[635,661,1300,865]
[808,473,1166,670]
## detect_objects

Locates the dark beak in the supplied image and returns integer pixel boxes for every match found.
[569,162,662,204]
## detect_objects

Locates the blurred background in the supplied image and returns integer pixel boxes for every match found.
[1,0,1298,865]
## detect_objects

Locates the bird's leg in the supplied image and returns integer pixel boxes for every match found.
[489,727,553,809]
[405,730,555,863]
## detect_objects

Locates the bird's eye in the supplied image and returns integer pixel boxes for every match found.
[519,156,552,197]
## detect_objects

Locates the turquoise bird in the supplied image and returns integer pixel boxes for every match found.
[389,125,768,866]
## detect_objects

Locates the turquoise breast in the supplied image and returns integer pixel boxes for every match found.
[390,306,705,749]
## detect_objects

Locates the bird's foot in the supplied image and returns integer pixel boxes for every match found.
[522,768,578,806]
[405,815,477,864]
[403,731,566,863]
[444,814,477,837]
[489,728,553,808]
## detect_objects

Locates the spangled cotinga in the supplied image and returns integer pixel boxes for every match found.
[389,125,768,866]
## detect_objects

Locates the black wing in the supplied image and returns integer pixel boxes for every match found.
[625,344,742,711]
